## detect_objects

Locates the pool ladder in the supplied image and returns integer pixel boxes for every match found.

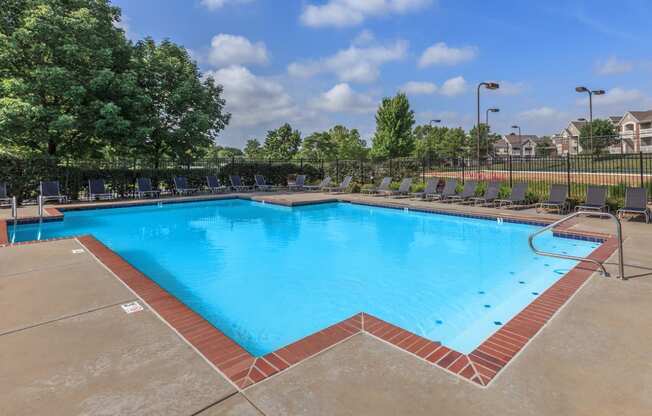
[528,211,625,280]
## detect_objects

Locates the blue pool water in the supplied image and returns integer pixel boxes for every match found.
[10,200,598,355]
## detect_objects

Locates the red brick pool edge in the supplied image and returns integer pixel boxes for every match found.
[75,230,618,389]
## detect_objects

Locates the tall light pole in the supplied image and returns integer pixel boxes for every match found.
[575,86,605,154]
[485,108,499,127]
[477,82,500,162]
[511,125,521,157]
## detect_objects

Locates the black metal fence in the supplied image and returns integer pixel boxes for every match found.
[2,153,652,207]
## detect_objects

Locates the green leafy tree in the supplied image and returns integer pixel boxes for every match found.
[132,38,230,167]
[468,124,499,159]
[413,125,448,159]
[579,119,617,154]
[371,93,415,159]
[299,131,337,160]
[438,128,468,159]
[330,125,368,159]
[263,123,301,159]
[0,0,144,158]
[243,139,264,159]
[535,136,555,156]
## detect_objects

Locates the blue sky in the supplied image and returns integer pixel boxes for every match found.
[113,0,652,148]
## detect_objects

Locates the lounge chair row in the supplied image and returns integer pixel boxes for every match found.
[357,177,651,222]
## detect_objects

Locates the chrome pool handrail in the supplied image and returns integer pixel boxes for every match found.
[528,211,625,280]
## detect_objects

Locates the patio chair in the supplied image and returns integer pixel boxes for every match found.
[230,175,253,192]
[88,179,114,201]
[206,175,228,193]
[363,177,391,196]
[325,176,353,193]
[428,179,458,201]
[537,184,569,214]
[304,176,332,192]
[468,181,501,206]
[617,187,650,224]
[40,181,68,204]
[135,178,160,199]
[0,182,11,206]
[575,186,608,213]
[444,180,478,203]
[173,176,198,195]
[496,182,528,208]
[409,178,439,199]
[387,178,413,198]
[288,175,306,191]
[254,175,283,192]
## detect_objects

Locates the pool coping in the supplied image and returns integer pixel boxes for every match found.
[0,195,618,389]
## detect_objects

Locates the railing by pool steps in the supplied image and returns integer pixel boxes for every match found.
[528,211,625,280]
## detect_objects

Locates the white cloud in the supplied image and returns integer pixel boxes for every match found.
[312,83,376,113]
[401,81,437,95]
[300,0,432,28]
[207,34,268,67]
[352,29,376,46]
[200,0,253,11]
[418,42,477,67]
[288,40,408,83]
[206,65,298,127]
[592,88,645,106]
[494,80,527,96]
[595,57,633,75]
[439,76,468,97]
[518,107,567,121]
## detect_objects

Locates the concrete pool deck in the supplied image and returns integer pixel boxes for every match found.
[1,192,651,415]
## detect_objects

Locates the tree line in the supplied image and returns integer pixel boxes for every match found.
[232,93,503,162]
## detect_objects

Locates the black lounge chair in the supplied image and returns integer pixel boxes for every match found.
[325,176,353,193]
[230,175,253,192]
[206,175,228,193]
[387,178,413,198]
[575,186,608,213]
[288,175,306,191]
[173,176,197,195]
[496,183,528,208]
[0,182,11,206]
[469,181,501,206]
[410,178,439,199]
[445,180,478,203]
[135,178,160,198]
[537,184,569,214]
[88,179,114,200]
[40,181,68,204]
[617,187,650,223]
[363,177,392,196]
[254,175,283,191]
[429,179,458,201]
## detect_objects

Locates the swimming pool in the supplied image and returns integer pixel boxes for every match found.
[10,199,598,356]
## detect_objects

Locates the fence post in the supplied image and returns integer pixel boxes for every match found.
[640,152,644,188]
[461,158,465,184]
[566,156,571,197]
[336,159,340,183]
[422,158,426,184]
[508,156,513,187]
